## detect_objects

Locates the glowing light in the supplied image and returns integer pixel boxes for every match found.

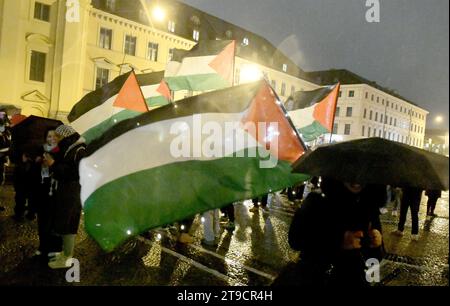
[152,7,165,22]
[240,65,262,83]
[435,116,444,123]
[292,191,296,195]
[156,233,162,241]
[201,217,205,223]
[113,119,118,123]
[180,225,185,230]
[126,230,132,235]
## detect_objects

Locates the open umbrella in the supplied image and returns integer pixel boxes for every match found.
[10,115,63,163]
[292,137,449,190]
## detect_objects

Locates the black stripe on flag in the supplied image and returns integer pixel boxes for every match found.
[284,84,338,111]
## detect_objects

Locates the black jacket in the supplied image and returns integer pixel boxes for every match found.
[288,179,385,286]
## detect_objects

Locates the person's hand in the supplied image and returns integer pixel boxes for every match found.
[368,229,383,248]
[43,153,55,167]
[342,230,364,250]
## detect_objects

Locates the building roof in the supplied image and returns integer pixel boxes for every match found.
[91,0,313,81]
[306,69,421,108]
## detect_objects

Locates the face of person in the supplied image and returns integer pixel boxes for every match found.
[344,182,364,194]
[47,130,59,146]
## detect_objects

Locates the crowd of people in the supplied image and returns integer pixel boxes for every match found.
[0,112,445,285]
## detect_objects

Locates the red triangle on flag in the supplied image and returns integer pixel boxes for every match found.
[156,80,172,101]
[313,83,340,132]
[113,71,149,113]
[208,41,236,84]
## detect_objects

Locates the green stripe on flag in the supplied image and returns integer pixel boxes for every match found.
[165,73,229,92]
[298,121,330,142]
[84,149,309,252]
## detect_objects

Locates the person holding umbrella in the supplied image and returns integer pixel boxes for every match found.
[44,125,86,269]
[286,177,385,286]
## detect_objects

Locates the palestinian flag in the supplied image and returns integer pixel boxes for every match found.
[68,71,171,144]
[164,40,235,92]
[80,80,308,251]
[284,84,340,142]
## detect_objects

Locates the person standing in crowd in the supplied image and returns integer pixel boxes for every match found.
[44,125,86,269]
[391,187,403,217]
[32,129,62,259]
[220,203,236,231]
[392,187,423,241]
[302,176,321,200]
[379,185,392,215]
[282,178,385,286]
[250,194,269,213]
[425,189,442,219]
[0,112,11,212]
[202,209,221,246]
[12,147,35,221]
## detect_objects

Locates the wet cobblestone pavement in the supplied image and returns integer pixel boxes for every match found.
[0,184,448,286]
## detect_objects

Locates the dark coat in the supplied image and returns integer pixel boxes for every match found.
[286,178,385,286]
[50,134,86,235]
[425,189,441,199]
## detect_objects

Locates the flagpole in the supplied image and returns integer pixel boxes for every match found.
[329,83,340,144]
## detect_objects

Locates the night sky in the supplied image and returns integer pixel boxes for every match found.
[180,0,449,130]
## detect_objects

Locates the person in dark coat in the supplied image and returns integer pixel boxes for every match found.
[12,148,35,220]
[31,128,63,258]
[425,189,442,217]
[278,178,385,287]
[392,187,423,241]
[45,125,86,269]
[0,113,11,212]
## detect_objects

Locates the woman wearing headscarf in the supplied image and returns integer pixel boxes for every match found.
[44,125,86,269]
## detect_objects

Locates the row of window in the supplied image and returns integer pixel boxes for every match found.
[360,125,423,147]
[99,27,176,62]
[335,107,352,117]
[338,89,425,121]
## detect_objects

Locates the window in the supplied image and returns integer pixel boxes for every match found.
[95,67,109,90]
[338,91,342,98]
[124,35,137,56]
[380,114,383,123]
[242,37,249,46]
[282,64,288,72]
[193,29,200,41]
[397,134,400,142]
[99,28,112,49]
[385,116,388,124]
[106,0,116,10]
[281,82,286,96]
[388,132,391,140]
[344,124,351,135]
[391,103,394,109]
[368,127,371,137]
[362,126,365,136]
[291,86,295,97]
[34,2,50,22]
[346,107,352,117]
[387,101,390,107]
[377,97,379,103]
[147,42,159,62]
[363,108,367,119]
[375,112,378,121]
[390,117,393,125]
[395,104,398,111]
[365,92,368,99]
[369,110,373,120]
[371,94,374,101]
[382,99,385,105]
[168,20,176,33]
[400,106,402,112]
[168,48,175,61]
[373,128,377,137]
[335,107,340,117]
[29,50,46,82]
[394,118,397,127]
[378,130,382,137]
[348,90,355,97]
[271,80,276,91]
[332,123,338,134]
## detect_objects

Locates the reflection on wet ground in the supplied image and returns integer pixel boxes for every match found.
[0,185,448,286]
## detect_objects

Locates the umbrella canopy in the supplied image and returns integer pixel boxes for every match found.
[10,115,63,163]
[292,137,449,190]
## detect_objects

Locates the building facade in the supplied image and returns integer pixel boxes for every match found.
[308,70,428,148]
[424,129,449,156]
[0,0,317,121]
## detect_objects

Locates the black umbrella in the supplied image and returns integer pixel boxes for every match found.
[10,115,63,163]
[292,137,449,190]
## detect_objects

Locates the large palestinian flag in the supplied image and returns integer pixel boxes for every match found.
[284,84,340,142]
[68,71,171,144]
[164,40,235,92]
[80,80,308,251]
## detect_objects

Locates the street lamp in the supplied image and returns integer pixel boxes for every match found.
[152,6,166,22]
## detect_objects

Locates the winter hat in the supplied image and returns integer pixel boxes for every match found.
[55,125,77,139]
